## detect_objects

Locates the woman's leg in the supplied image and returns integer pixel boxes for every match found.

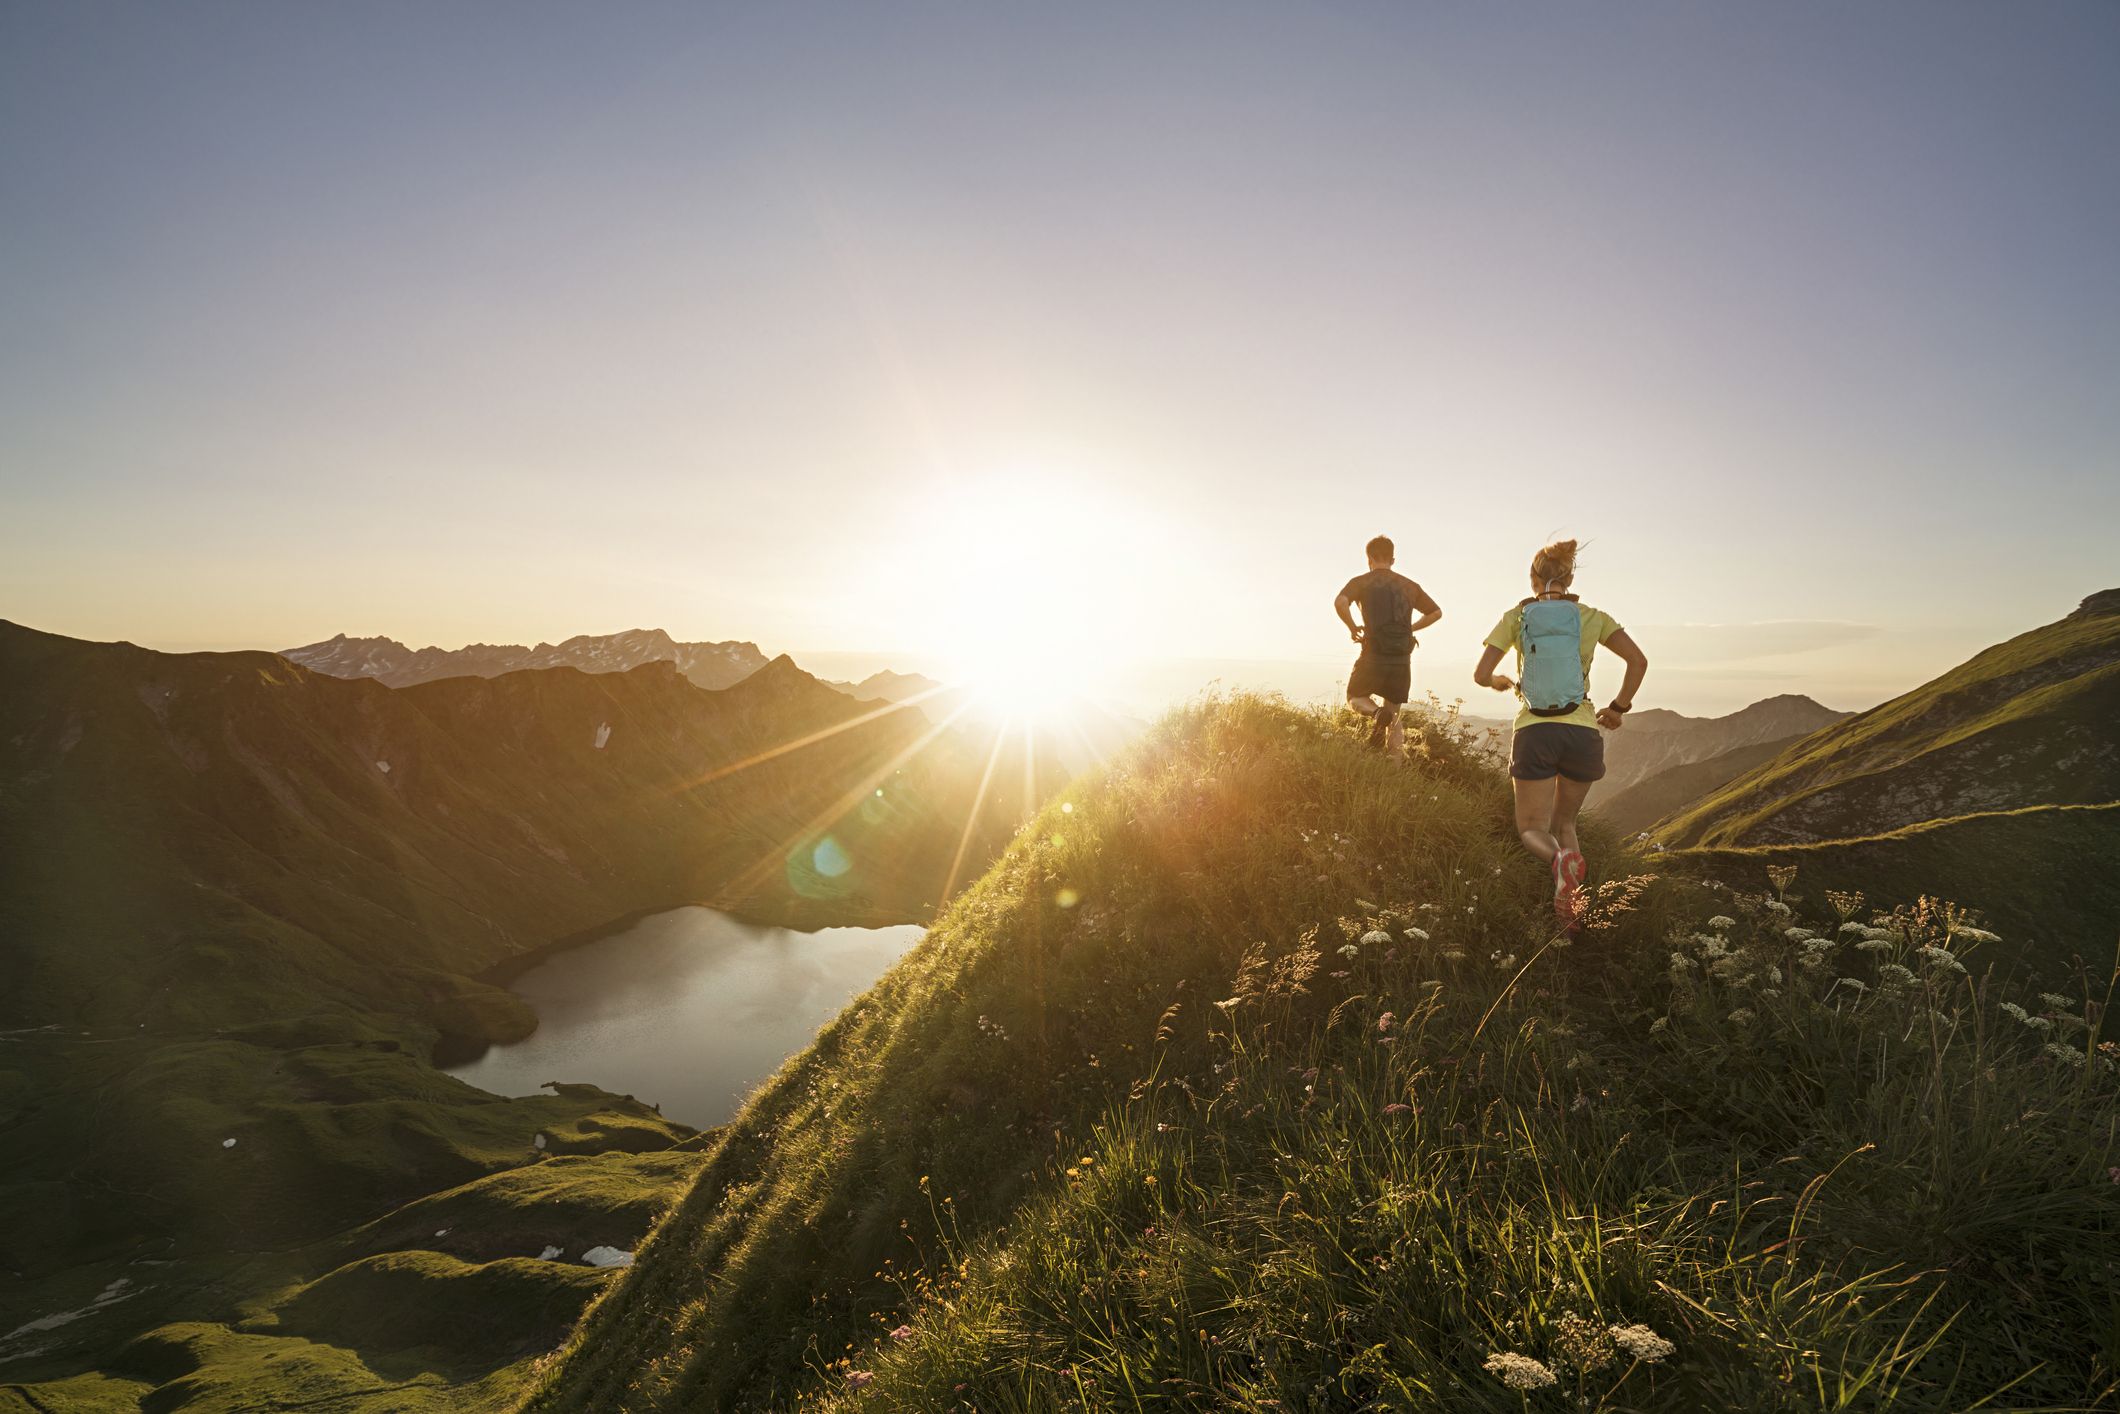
[1552,775,1595,857]
[1511,775,1561,863]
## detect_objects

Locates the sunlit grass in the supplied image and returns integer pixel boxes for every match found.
[525,694,2120,1413]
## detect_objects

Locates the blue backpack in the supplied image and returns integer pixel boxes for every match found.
[1518,599,1587,716]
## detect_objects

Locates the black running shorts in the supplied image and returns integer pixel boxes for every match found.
[1509,723,1606,782]
[1348,649,1411,705]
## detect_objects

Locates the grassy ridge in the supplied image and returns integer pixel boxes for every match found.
[1651,597,2120,848]
[524,696,2120,1411]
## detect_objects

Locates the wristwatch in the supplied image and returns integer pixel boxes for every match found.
[1605,700,1631,714]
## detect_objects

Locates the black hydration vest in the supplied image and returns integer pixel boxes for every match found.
[1359,576,1415,657]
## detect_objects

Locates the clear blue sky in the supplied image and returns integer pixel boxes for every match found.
[3,2,2115,714]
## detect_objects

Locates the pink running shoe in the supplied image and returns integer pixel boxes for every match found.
[1552,849,1587,927]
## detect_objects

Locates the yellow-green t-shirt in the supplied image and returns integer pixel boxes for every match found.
[1483,600,1623,732]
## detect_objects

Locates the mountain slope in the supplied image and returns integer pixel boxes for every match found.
[520,697,2119,1413]
[1656,591,2120,847]
[1598,693,1849,794]
[2,621,1038,1033]
[1593,733,1814,837]
[0,620,1058,1405]
[281,628,770,691]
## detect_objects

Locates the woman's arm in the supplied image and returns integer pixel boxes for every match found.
[1473,644,1514,694]
[1596,629,1649,729]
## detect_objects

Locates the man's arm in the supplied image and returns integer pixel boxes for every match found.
[1409,582,1442,636]
[1334,592,1363,643]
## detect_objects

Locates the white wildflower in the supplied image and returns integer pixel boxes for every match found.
[1854,939,1893,954]
[1360,930,1391,947]
[1668,952,1695,971]
[1727,1008,1755,1026]
[1878,964,1917,986]
[1784,927,1815,941]
[1338,943,1361,959]
[1832,978,1868,994]
[1955,925,2001,944]
[1915,945,1966,975]
[1764,900,1792,916]
[1707,915,1736,930]
[1403,927,1431,942]
[2044,1042,2086,1068]
[1482,1352,1557,1390]
[2000,1001,2030,1024]
[2039,993,2075,1012]
[1649,1016,1669,1034]
[1765,965,1783,985]
[1838,921,1867,935]
[1608,1323,1675,1363]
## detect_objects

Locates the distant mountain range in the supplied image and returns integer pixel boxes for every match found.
[1599,694,1852,795]
[282,629,949,715]
[281,628,771,691]
[1654,590,2120,848]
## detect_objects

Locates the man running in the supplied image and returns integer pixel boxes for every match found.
[1335,535,1442,753]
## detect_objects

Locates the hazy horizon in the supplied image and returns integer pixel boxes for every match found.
[5,3,2117,718]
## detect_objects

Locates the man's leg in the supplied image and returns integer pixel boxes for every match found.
[1384,701,1406,755]
[1511,776,1561,863]
[1346,693,1379,717]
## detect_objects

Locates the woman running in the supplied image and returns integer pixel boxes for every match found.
[1471,539,1648,925]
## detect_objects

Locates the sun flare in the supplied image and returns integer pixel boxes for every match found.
[891,471,1165,714]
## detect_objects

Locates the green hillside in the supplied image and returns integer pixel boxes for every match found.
[1673,802,2120,973]
[1654,591,2120,848]
[520,696,2120,1413]
[0,621,1052,1408]
[1594,733,1811,838]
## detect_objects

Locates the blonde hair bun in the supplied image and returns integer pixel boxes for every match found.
[1531,538,1579,592]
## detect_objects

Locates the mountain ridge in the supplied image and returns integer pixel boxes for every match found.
[1654,591,2120,847]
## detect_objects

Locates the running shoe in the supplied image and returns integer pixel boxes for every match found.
[1369,702,1398,750]
[1552,849,1587,927]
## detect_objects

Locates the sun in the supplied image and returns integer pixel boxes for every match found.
[890,470,1161,717]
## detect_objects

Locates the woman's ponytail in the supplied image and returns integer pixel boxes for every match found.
[1531,539,1579,595]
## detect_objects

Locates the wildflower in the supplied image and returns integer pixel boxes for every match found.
[888,1325,913,1341]
[1668,952,1696,971]
[1337,944,1360,960]
[1764,899,1792,916]
[1854,939,1893,954]
[1553,1311,1615,1372]
[2040,992,2075,1012]
[1785,927,1815,941]
[1383,1102,1413,1115]
[1377,1011,1396,1032]
[1727,1009,1755,1026]
[1915,945,1966,975]
[1707,915,1736,929]
[1878,963,1917,986]
[1482,1352,1557,1390]
[1648,1016,1669,1034]
[2044,1042,2086,1068]
[1360,929,1391,947]
[1839,921,1867,935]
[1832,978,1868,993]
[1493,953,1517,971]
[1404,927,1431,942]
[1765,965,1783,985]
[2108,1167,2120,1185]
[1955,925,2001,944]
[844,1370,875,1389]
[1608,1323,1676,1363]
